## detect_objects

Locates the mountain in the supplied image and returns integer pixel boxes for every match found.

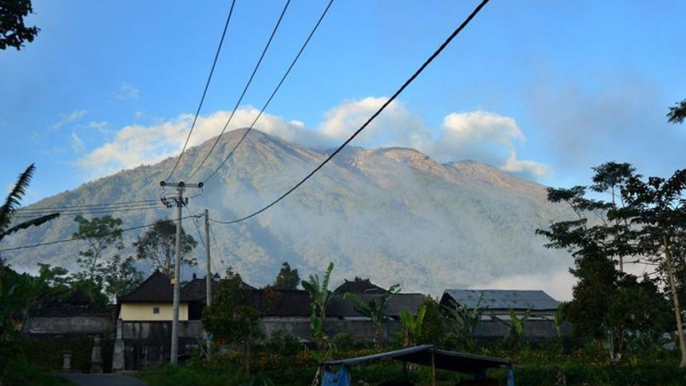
[1,129,575,297]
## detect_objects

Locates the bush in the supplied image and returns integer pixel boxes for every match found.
[2,357,72,386]
[259,330,303,356]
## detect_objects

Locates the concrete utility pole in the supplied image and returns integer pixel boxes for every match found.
[204,208,212,359]
[160,180,203,365]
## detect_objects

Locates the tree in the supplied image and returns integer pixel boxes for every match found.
[0,164,59,243]
[667,99,686,124]
[442,295,484,351]
[134,219,197,277]
[72,215,142,302]
[202,268,260,374]
[536,162,686,365]
[400,305,425,347]
[344,284,400,349]
[0,0,40,50]
[301,262,335,347]
[271,262,300,290]
[0,262,46,380]
[619,168,686,366]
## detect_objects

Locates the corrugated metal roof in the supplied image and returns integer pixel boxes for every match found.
[441,289,559,311]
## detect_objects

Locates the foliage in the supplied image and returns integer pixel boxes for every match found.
[0,263,47,381]
[0,164,59,242]
[399,305,425,347]
[301,262,335,347]
[668,98,686,124]
[0,0,39,50]
[499,307,531,351]
[259,329,303,357]
[270,262,300,290]
[536,161,685,364]
[344,283,400,348]
[71,215,142,301]
[417,296,444,345]
[202,269,261,374]
[442,295,484,351]
[2,357,72,386]
[134,219,197,277]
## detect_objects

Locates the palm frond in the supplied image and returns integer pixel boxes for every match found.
[0,213,60,241]
[0,164,35,232]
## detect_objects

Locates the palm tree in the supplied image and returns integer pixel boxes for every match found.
[344,284,400,349]
[301,262,335,345]
[0,164,59,242]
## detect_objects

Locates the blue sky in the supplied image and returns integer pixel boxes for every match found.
[2,0,685,205]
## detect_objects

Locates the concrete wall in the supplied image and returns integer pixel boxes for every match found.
[23,315,113,337]
[117,321,205,370]
[119,302,189,321]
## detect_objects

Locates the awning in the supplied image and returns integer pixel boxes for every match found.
[321,344,515,373]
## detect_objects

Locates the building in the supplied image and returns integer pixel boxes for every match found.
[439,289,569,340]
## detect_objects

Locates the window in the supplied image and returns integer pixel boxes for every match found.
[153,307,160,314]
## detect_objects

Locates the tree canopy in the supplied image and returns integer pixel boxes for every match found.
[134,219,197,277]
[0,0,39,50]
[536,162,684,365]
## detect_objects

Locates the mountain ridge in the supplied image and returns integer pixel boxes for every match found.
[2,129,574,297]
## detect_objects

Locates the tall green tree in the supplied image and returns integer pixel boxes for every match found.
[271,262,300,290]
[134,219,197,277]
[344,284,400,349]
[537,162,684,365]
[0,0,39,50]
[301,262,335,347]
[72,215,142,301]
[202,268,260,374]
[618,168,686,366]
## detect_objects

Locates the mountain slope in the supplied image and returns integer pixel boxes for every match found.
[1,129,574,296]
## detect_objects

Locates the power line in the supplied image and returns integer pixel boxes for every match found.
[208,220,229,274]
[166,0,238,181]
[188,0,293,180]
[201,0,336,184]
[210,0,491,225]
[15,199,160,213]
[0,215,198,253]
[14,203,162,218]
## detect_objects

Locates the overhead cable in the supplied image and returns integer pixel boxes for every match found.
[201,0,335,184]
[211,0,491,225]
[0,215,197,253]
[166,0,238,181]
[188,0,293,180]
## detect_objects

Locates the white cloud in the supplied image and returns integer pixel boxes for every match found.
[71,130,86,153]
[318,97,429,147]
[317,100,548,179]
[77,108,316,178]
[50,110,88,131]
[116,83,140,101]
[77,99,551,181]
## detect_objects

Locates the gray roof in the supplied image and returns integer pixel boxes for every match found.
[328,293,426,317]
[441,289,559,311]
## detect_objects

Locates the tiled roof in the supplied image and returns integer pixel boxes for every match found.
[251,290,312,317]
[328,293,426,317]
[334,278,388,294]
[118,271,194,302]
[441,289,559,311]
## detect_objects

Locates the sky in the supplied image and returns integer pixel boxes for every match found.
[1,1,685,298]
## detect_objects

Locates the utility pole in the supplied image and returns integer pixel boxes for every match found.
[160,180,203,365]
[204,208,212,359]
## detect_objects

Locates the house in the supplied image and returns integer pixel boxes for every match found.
[114,271,217,370]
[439,289,569,339]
